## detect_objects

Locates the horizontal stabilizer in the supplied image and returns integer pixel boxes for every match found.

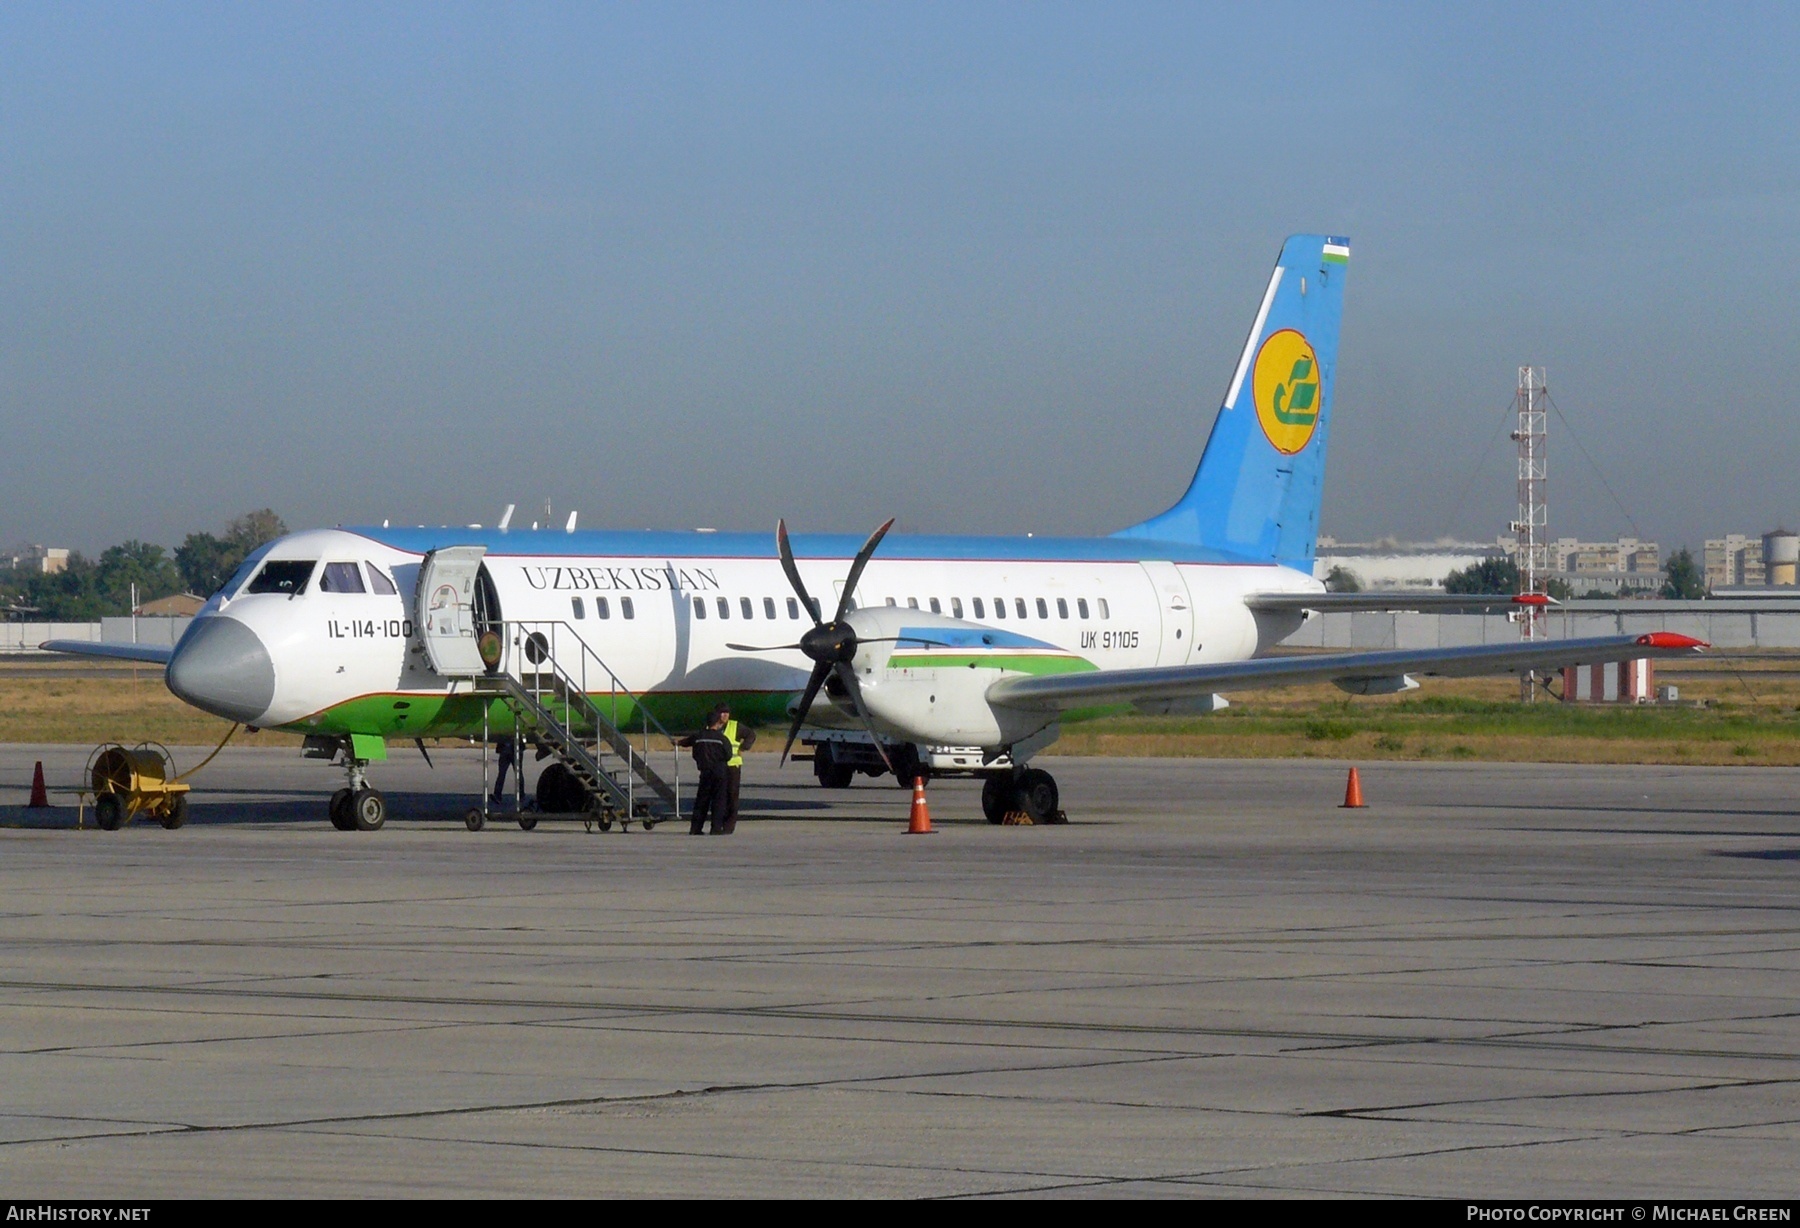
[39,640,175,665]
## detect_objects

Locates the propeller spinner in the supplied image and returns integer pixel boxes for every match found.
[725,517,900,773]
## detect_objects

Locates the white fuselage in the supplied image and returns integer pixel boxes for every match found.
[184,528,1320,739]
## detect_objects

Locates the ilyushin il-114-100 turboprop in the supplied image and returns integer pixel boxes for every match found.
[49,234,1705,830]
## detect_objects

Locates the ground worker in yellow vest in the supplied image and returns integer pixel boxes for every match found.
[719,704,755,834]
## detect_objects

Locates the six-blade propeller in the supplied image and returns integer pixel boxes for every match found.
[724,517,898,772]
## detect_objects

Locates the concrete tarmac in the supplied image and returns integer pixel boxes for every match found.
[0,745,1796,1198]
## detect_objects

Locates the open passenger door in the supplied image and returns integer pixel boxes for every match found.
[416,546,491,676]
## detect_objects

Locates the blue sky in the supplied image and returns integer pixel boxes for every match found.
[3,2,1796,553]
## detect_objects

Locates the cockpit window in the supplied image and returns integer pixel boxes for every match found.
[217,556,262,600]
[365,563,397,596]
[246,560,316,596]
[319,562,366,594]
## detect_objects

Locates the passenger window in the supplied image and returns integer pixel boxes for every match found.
[319,562,365,594]
[716,596,730,619]
[886,597,897,607]
[572,596,586,620]
[907,597,919,610]
[1098,598,1110,619]
[365,563,398,596]
[597,596,611,619]
[693,597,707,619]
[741,597,754,619]
[951,597,963,618]
[1057,598,1068,619]
[764,597,776,619]
[787,597,800,620]
[1016,598,1028,619]
[246,560,315,596]
[808,598,821,619]
[993,598,1005,619]
[1078,598,1089,619]
[1036,598,1048,619]
[972,598,984,619]
[929,598,941,614]
[622,597,635,620]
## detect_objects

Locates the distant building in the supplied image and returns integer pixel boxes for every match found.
[134,593,205,617]
[1,545,69,575]
[1313,537,1502,591]
[1533,536,1662,596]
[1704,531,1799,590]
[1705,535,1765,589]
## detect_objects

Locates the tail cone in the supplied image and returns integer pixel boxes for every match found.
[28,761,48,809]
[1340,766,1366,809]
[906,776,933,834]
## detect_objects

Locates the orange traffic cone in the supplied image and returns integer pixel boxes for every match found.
[906,776,934,834]
[1340,766,1366,809]
[28,761,49,809]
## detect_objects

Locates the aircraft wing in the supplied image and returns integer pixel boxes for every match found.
[1247,591,1551,613]
[39,639,175,665]
[986,632,1704,712]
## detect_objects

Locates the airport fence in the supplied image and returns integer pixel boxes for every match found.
[0,617,192,654]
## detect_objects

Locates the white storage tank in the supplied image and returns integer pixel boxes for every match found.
[1763,530,1799,586]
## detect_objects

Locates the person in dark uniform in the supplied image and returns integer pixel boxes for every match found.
[491,734,517,804]
[718,704,756,834]
[678,709,732,835]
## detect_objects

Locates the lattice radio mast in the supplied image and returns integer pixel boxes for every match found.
[1510,365,1548,701]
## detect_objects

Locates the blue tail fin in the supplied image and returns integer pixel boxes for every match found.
[1115,234,1349,571]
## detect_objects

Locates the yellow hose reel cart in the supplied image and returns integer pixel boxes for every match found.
[85,743,191,831]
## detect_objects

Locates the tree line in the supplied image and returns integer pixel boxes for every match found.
[2,510,287,620]
[1442,549,1705,600]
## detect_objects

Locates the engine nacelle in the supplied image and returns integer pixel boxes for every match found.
[831,608,1080,749]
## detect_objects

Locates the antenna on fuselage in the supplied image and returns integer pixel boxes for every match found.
[498,504,515,533]
[564,510,578,533]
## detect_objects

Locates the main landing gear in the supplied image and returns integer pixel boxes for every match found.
[981,767,1064,826]
[328,757,386,832]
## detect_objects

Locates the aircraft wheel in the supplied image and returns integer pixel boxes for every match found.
[1016,768,1061,825]
[328,788,355,831]
[981,776,1011,825]
[517,813,539,831]
[536,763,588,813]
[160,795,189,830]
[351,788,386,832]
[95,794,125,831]
[464,807,486,832]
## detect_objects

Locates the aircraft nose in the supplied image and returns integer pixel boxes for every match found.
[166,616,276,724]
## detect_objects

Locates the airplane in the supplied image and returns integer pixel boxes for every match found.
[46,234,1705,830]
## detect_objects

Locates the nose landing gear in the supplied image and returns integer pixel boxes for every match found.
[326,754,386,831]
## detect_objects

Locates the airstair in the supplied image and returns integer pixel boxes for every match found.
[470,620,682,830]
[414,545,682,832]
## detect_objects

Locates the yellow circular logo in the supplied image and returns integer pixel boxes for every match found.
[1252,328,1322,455]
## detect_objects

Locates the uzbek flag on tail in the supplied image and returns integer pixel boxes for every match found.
[1322,237,1350,265]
